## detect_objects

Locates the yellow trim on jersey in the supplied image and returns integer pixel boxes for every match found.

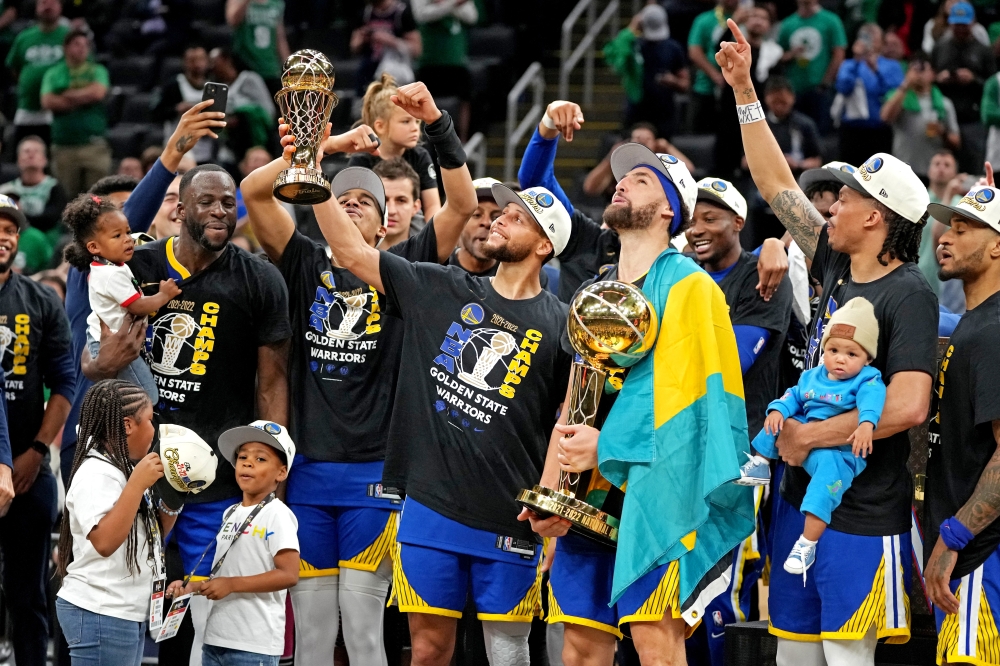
[388,539,462,619]
[339,510,397,572]
[546,582,623,638]
[188,575,209,583]
[165,237,191,279]
[938,575,1000,666]
[619,561,696,638]
[477,558,544,622]
[768,624,822,643]
[298,560,339,578]
[821,553,910,644]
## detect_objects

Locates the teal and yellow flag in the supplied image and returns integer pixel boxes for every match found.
[599,248,755,614]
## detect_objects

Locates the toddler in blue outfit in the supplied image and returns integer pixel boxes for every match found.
[737,297,886,579]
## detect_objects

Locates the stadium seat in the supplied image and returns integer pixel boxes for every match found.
[331,60,361,93]
[467,25,516,64]
[194,23,233,51]
[105,124,147,159]
[190,0,225,23]
[0,162,19,185]
[104,87,127,127]
[159,57,184,86]
[108,56,157,91]
[119,93,156,124]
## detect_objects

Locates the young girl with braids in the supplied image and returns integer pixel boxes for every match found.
[344,72,442,218]
[63,193,181,402]
[56,379,168,665]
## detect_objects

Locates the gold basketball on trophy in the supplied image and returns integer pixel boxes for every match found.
[518,281,658,546]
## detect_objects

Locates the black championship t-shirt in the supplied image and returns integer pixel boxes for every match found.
[556,208,620,303]
[717,251,793,436]
[129,238,292,503]
[0,272,72,456]
[279,221,439,462]
[926,291,1000,578]
[784,227,938,535]
[379,252,572,540]
[348,146,438,193]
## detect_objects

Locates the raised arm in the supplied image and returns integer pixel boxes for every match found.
[518,100,582,214]
[716,20,825,260]
[391,82,477,262]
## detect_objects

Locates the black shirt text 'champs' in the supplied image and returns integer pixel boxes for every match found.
[378,252,572,540]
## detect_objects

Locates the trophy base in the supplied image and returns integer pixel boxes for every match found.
[517,486,618,547]
[274,167,331,204]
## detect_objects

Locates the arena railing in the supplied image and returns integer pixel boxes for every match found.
[505,61,545,182]
[559,0,620,106]
[464,132,487,180]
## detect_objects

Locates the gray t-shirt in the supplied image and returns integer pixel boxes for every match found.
[891,91,958,177]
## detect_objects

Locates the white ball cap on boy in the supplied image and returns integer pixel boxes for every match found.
[158,424,217,494]
[218,420,297,471]
[696,177,748,219]
[490,183,572,257]
[609,143,697,224]
[819,297,880,360]
[828,153,930,224]
[928,185,1000,234]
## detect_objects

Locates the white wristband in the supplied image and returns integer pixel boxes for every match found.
[737,101,765,125]
[541,111,557,130]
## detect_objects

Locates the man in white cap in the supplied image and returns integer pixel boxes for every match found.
[241,82,477,666]
[527,142,753,666]
[920,184,1000,665]
[309,173,572,666]
[716,20,938,662]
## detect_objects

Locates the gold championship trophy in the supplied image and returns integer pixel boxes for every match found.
[517,281,658,546]
[273,50,339,204]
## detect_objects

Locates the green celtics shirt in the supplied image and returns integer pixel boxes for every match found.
[777,8,847,93]
[232,0,284,80]
[688,7,732,96]
[5,23,69,113]
[419,16,468,67]
[40,59,109,145]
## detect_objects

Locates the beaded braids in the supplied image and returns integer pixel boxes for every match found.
[361,72,400,131]
[62,193,123,272]
[875,201,926,267]
[57,380,156,578]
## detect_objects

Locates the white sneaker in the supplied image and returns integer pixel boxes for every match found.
[784,536,817,586]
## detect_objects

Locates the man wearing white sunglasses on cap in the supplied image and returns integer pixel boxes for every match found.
[717,18,938,664]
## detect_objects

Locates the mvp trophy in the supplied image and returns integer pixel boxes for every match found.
[517,281,658,546]
[273,50,339,204]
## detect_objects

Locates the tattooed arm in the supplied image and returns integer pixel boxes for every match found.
[714,20,825,260]
[926,420,1000,615]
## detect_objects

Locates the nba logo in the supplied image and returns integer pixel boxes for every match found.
[713,611,724,627]
[504,537,512,550]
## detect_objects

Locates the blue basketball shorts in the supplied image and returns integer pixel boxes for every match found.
[936,544,1000,665]
[768,489,911,643]
[290,504,397,577]
[169,496,241,579]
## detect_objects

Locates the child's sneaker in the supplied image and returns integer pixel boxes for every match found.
[784,536,817,585]
[735,453,771,486]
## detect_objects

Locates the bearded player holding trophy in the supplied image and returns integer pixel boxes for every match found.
[524,135,755,666]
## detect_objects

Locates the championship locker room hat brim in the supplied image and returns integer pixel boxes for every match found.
[490,182,572,257]
[331,167,387,226]
[696,177,748,219]
[799,161,857,190]
[929,186,1000,233]
[609,143,697,224]
[218,420,297,471]
[0,194,27,229]
[828,153,930,224]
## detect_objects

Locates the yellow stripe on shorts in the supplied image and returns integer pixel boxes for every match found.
[478,558,544,623]
[938,567,1000,666]
[546,581,623,638]
[387,539,462,619]
[298,560,339,578]
[619,560,690,632]
[340,511,398,572]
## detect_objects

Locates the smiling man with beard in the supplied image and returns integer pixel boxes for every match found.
[127,163,292,664]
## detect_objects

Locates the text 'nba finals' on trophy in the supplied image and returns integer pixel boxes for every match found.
[273,50,339,204]
[517,281,657,546]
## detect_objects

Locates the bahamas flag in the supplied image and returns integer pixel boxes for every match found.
[599,248,755,620]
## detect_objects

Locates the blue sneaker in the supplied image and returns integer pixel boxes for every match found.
[784,536,817,585]
[735,453,771,487]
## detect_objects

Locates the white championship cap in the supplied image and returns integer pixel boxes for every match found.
[218,420,297,470]
[610,143,697,224]
[828,153,929,224]
[472,177,502,199]
[799,161,857,190]
[490,183,572,257]
[696,177,748,219]
[929,186,1000,233]
[332,167,387,226]
[158,424,217,494]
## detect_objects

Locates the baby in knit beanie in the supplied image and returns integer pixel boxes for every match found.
[737,297,887,580]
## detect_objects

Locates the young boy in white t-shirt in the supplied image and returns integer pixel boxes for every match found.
[166,421,300,666]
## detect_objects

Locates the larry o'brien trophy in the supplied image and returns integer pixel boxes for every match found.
[273,50,339,204]
[517,281,658,546]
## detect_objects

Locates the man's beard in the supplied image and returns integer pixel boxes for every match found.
[603,201,660,232]
[482,238,534,263]
[186,216,233,251]
[0,253,15,274]
[939,244,985,281]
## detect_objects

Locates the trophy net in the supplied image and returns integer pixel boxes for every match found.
[276,87,337,162]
